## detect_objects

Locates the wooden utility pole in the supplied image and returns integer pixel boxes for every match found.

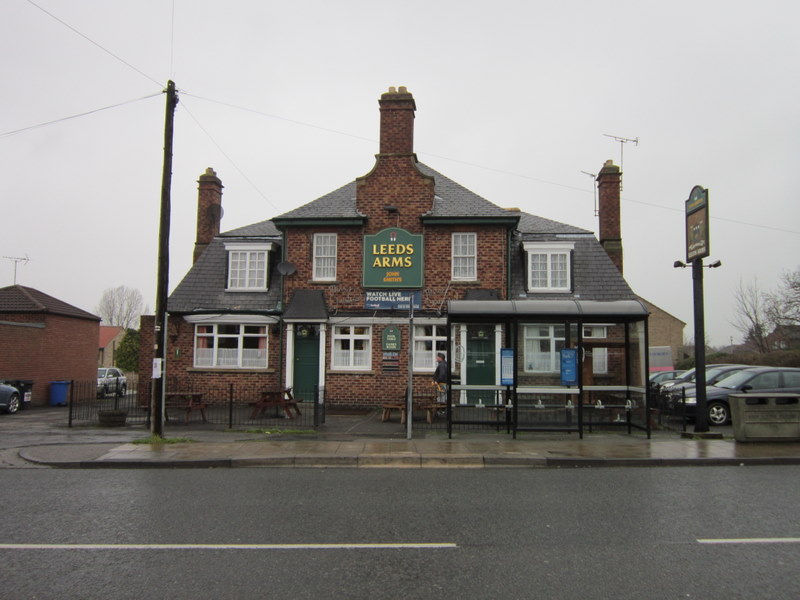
[152,80,178,437]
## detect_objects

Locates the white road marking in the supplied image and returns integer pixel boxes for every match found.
[0,542,457,550]
[697,538,800,545]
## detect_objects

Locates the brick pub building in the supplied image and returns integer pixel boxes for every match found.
[140,87,650,433]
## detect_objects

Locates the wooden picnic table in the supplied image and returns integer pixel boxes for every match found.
[249,387,301,419]
[165,391,207,424]
[381,395,443,424]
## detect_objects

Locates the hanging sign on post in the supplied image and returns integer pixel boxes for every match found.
[686,185,710,262]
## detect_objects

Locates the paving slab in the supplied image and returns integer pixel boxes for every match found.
[9,407,800,469]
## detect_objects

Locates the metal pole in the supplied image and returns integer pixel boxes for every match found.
[406,304,414,440]
[692,259,709,432]
[152,80,178,438]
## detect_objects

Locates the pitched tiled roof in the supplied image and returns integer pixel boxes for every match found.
[168,237,283,314]
[272,181,361,221]
[99,325,124,348]
[220,219,281,237]
[516,211,590,235]
[509,233,637,301]
[169,159,636,312]
[417,163,515,219]
[273,162,520,222]
[0,285,100,320]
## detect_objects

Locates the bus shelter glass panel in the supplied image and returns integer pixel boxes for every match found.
[515,322,579,429]
[582,320,648,432]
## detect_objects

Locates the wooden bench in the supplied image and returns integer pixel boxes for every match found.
[381,403,405,422]
[249,387,300,419]
[165,391,207,424]
[381,394,442,424]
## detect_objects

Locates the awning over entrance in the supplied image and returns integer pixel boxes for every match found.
[283,290,328,321]
[447,299,649,319]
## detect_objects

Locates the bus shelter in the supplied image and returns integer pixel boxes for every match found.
[445,299,650,439]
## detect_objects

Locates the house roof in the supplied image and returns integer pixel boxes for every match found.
[283,290,328,321]
[508,232,637,302]
[0,285,99,321]
[168,235,283,314]
[272,163,523,224]
[170,160,636,312]
[99,325,124,348]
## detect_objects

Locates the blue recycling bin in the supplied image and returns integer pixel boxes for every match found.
[50,381,70,406]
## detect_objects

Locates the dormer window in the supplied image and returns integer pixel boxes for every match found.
[523,242,574,292]
[224,242,274,291]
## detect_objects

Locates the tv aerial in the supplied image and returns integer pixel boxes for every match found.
[3,254,30,284]
[580,170,598,216]
[603,133,639,190]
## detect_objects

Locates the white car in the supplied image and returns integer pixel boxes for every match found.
[97,368,127,398]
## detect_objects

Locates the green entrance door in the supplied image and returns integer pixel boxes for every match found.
[466,324,495,404]
[293,325,320,405]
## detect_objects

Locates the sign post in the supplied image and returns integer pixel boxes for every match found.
[686,186,710,432]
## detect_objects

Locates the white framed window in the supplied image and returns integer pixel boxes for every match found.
[414,324,448,370]
[194,324,268,369]
[523,324,565,372]
[332,325,371,370]
[452,233,477,280]
[583,325,608,374]
[523,242,574,292]
[313,233,337,281]
[225,243,273,291]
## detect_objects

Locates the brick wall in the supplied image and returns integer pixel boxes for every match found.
[597,160,623,275]
[137,314,279,406]
[0,314,98,406]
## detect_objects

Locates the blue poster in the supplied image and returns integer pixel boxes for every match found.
[500,348,514,386]
[560,348,578,386]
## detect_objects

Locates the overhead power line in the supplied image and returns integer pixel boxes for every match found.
[25,0,163,88]
[182,93,376,144]
[0,93,163,139]
[179,99,280,213]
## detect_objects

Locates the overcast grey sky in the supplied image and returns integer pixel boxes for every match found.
[2,0,799,348]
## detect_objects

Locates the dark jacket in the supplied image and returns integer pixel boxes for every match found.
[433,360,449,384]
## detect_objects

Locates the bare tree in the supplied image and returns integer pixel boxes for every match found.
[767,266,800,327]
[731,278,772,353]
[96,286,145,329]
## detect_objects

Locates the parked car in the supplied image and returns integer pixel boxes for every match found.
[683,367,800,425]
[0,382,21,414]
[649,370,686,386]
[97,368,127,398]
[665,364,749,397]
[659,364,741,390]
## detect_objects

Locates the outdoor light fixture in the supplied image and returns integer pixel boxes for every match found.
[384,205,399,213]
[674,259,721,269]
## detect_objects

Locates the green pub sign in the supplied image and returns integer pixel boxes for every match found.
[363,228,424,288]
[382,326,401,351]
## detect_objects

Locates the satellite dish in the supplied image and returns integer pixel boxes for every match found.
[207,204,224,221]
[277,261,296,276]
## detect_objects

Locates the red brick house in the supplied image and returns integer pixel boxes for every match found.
[98,325,125,368]
[0,285,100,406]
[139,88,649,419]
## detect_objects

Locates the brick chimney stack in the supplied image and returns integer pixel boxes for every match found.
[379,86,416,155]
[597,159,623,274]
[193,167,223,263]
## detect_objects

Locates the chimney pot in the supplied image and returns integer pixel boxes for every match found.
[194,168,223,263]
[378,86,416,155]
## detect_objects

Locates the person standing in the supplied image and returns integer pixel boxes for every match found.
[433,352,448,403]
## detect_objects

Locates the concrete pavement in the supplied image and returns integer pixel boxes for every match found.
[5,406,800,468]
